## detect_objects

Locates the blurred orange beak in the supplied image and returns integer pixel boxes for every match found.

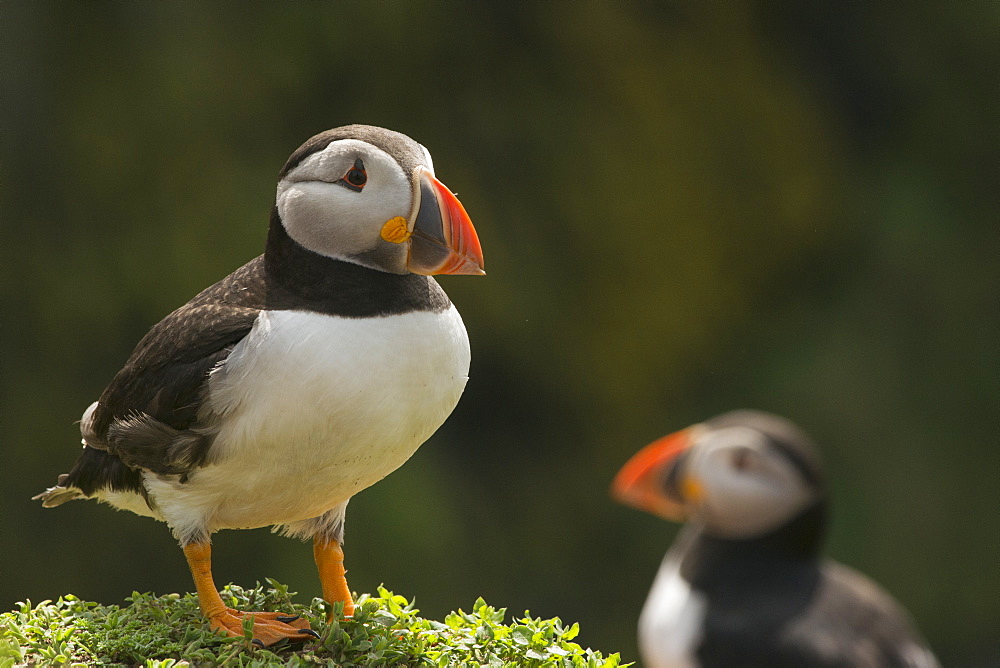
[406,167,485,276]
[611,427,696,521]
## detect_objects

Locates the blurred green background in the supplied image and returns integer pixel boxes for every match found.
[2,2,997,665]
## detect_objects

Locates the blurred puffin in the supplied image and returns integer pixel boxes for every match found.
[34,125,485,646]
[612,410,938,668]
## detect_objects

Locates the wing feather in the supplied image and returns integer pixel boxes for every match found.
[53,258,269,496]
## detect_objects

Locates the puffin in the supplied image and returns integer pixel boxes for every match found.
[34,124,485,646]
[611,410,939,668]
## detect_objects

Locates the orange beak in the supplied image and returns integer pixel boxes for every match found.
[406,167,485,276]
[611,427,696,521]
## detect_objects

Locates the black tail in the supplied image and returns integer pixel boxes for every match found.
[33,446,146,507]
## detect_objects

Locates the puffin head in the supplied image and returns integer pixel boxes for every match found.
[274,124,484,276]
[612,410,826,540]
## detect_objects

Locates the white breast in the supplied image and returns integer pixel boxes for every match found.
[144,306,470,542]
[638,555,708,668]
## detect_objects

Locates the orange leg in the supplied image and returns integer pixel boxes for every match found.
[313,537,355,620]
[183,542,316,647]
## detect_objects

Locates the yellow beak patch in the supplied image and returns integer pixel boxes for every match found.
[380,217,412,244]
[681,476,704,505]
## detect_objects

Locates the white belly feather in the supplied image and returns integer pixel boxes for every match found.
[638,555,708,668]
[141,306,470,539]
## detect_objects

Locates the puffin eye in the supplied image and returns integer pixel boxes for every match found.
[731,449,753,472]
[339,158,367,192]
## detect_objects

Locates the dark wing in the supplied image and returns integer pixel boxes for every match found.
[776,561,940,668]
[694,559,937,668]
[56,258,269,498]
[92,301,258,470]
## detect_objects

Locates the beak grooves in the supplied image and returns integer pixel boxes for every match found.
[406,167,485,276]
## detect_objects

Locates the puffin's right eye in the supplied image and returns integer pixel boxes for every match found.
[338,159,367,192]
[731,449,753,472]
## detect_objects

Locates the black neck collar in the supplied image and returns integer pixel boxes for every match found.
[678,500,828,590]
[262,208,450,318]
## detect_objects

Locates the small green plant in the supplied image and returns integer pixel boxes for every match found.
[0,581,628,667]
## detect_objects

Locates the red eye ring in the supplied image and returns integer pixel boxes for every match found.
[340,158,367,192]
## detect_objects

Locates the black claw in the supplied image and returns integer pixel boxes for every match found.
[251,639,265,648]
[299,628,321,639]
[276,615,300,623]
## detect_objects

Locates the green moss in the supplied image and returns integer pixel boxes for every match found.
[0,581,627,667]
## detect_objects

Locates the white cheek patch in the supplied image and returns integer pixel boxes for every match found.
[278,181,379,257]
[701,475,810,538]
[688,431,818,538]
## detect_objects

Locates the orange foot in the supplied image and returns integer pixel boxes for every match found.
[207,607,319,647]
[314,537,355,622]
[183,542,320,648]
